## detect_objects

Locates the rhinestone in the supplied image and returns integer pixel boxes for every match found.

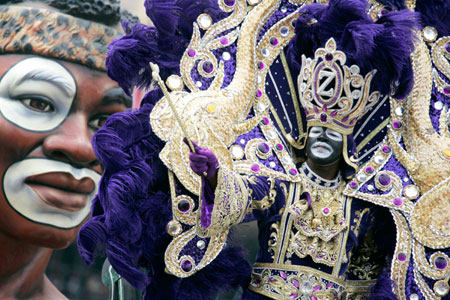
[434,101,444,110]
[197,14,212,29]
[231,145,244,159]
[292,279,299,288]
[397,252,407,261]
[222,51,231,61]
[325,53,333,61]
[409,294,419,300]
[404,185,419,199]
[258,61,265,70]
[196,240,206,249]
[320,113,328,123]
[300,281,313,294]
[261,48,270,57]
[352,90,361,99]
[367,185,374,191]
[261,117,269,125]
[220,37,229,45]
[422,26,438,42]
[167,220,182,236]
[289,168,298,175]
[393,120,403,129]
[256,89,263,98]
[188,48,196,57]
[393,198,403,206]
[177,199,190,212]
[224,0,235,6]
[240,139,246,144]
[257,75,262,84]
[444,86,450,95]
[374,155,384,164]
[270,37,279,46]
[166,75,183,90]
[269,162,276,168]
[251,164,260,172]
[280,26,289,37]
[181,259,193,272]
[300,82,307,92]
[350,65,360,74]
[267,130,277,139]
[275,143,284,151]
[434,280,449,297]
[256,102,266,112]
[382,146,391,153]
[395,107,404,116]
[257,142,270,154]
[207,105,216,113]
[444,149,450,157]
[280,6,287,13]
[289,293,298,299]
[247,0,259,5]
[435,256,448,269]
[365,166,375,174]
[357,174,367,182]
[202,61,214,73]
[446,42,450,53]
[196,81,202,88]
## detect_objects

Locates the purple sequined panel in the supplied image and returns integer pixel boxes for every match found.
[179,234,210,264]
[430,73,450,134]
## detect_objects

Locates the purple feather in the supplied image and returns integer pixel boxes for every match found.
[416,0,450,37]
[287,0,418,98]
[369,268,398,300]
[144,0,180,36]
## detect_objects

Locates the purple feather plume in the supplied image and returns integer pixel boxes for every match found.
[287,0,418,98]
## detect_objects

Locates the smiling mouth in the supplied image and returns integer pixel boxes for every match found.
[25,172,95,212]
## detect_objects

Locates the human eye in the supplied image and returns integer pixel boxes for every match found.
[88,114,110,131]
[18,95,55,113]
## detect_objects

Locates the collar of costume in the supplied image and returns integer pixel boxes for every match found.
[299,162,342,189]
[0,5,120,71]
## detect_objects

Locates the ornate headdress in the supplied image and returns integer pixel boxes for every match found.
[298,38,380,136]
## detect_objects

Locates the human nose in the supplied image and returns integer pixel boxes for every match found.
[43,113,98,168]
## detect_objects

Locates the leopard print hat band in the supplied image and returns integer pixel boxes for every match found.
[0,5,120,71]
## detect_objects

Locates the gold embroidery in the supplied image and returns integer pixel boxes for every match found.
[253,177,277,210]
[348,231,383,280]
[197,167,249,237]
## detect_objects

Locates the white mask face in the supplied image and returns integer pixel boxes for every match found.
[306,126,343,163]
[0,57,76,132]
[3,158,100,228]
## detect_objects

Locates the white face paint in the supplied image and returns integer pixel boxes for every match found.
[3,158,100,228]
[308,126,343,159]
[0,57,76,132]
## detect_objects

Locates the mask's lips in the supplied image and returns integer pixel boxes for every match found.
[25,172,95,212]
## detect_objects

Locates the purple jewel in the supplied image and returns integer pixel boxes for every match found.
[323,207,330,214]
[292,279,299,288]
[397,252,407,261]
[446,42,450,53]
[261,117,269,125]
[289,168,298,176]
[350,118,357,125]
[326,283,333,289]
[224,0,235,6]
[256,89,262,98]
[177,199,190,212]
[181,260,193,272]
[330,111,338,117]
[275,143,284,151]
[365,166,374,174]
[280,271,287,279]
[322,105,328,112]
[188,49,196,57]
[379,174,391,186]
[349,181,358,189]
[393,121,403,129]
[202,61,214,73]
[393,198,403,206]
[258,61,264,70]
[289,293,298,299]
[397,97,404,102]
[325,53,333,61]
[251,164,260,172]
[382,146,391,153]
[258,142,270,153]
[314,285,321,291]
[220,37,229,45]
[444,86,450,95]
[435,256,448,269]
[270,37,278,46]
[320,113,328,123]
[342,116,349,123]
[313,106,319,114]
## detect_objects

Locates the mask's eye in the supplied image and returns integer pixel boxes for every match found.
[325,129,343,141]
[88,114,109,131]
[309,127,323,137]
[20,96,55,113]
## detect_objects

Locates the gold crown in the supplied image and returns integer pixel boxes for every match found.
[298,38,380,135]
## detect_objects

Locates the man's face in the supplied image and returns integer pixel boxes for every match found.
[0,55,129,248]
[305,126,343,165]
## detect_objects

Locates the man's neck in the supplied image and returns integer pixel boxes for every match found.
[0,232,56,299]
[305,158,340,181]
